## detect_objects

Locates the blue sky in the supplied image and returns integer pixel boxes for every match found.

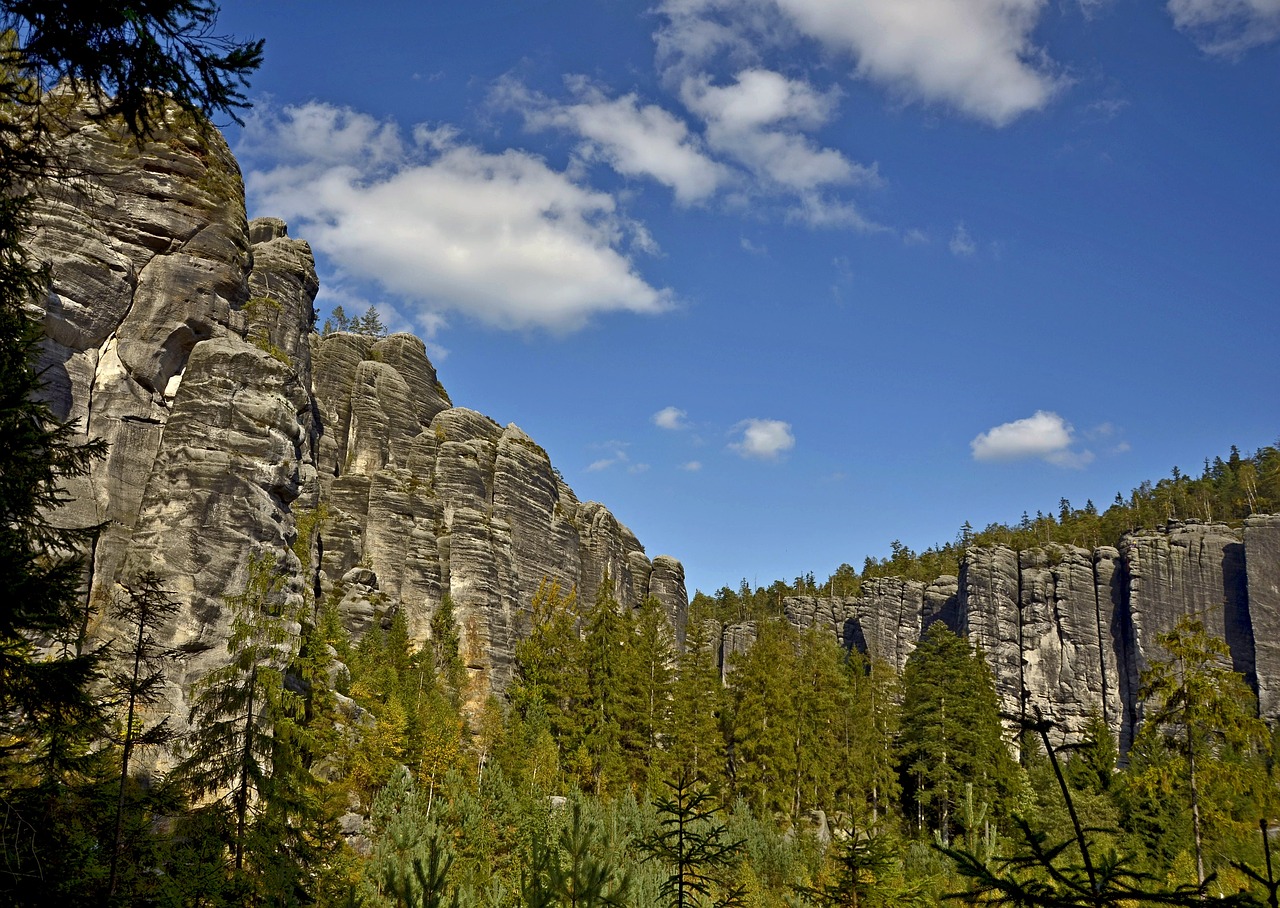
[214,0,1279,597]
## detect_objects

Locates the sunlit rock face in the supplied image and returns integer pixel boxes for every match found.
[773,520,1278,752]
[29,103,688,739]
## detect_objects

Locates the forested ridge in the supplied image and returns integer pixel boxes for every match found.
[4,4,1280,906]
[698,440,1280,621]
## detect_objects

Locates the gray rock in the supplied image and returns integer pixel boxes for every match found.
[27,101,689,746]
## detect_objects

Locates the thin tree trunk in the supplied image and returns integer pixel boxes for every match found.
[107,614,147,900]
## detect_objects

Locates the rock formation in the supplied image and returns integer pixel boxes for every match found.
[29,103,687,734]
[764,520,1277,750]
[25,103,1280,759]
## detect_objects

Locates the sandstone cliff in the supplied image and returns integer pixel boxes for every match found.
[30,104,687,729]
[761,520,1277,750]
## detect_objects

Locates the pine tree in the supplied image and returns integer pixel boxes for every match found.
[509,579,586,784]
[175,551,317,902]
[579,578,629,795]
[105,571,183,901]
[639,771,745,908]
[897,622,1016,845]
[724,618,798,817]
[522,801,630,908]
[431,593,466,709]
[668,608,726,790]
[618,595,675,794]
[1125,616,1271,887]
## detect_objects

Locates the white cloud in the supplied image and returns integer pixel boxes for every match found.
[971,411,1094,468]
[950,222,977,257]
[729,418,795,460]
[680,460,704,471]
[653,406,690,430]
[657,0,1062,127]
[681,69,876,194]
[1167,0,1280,55]
[676,67,884,228]
[774,0,1062,125]
[503,77,729,204]
[240,102,672,334]
[903,228,929,246]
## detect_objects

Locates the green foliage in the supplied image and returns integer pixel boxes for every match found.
[175,551,320,901]
[898,623,1018,846]
[667,605,726,788]
[803,825,928,908]
[323,303,389,337]
[105,571,182,901]
[638,771,746,908]
[1121,616,1272,886]
[725,619,799,817]
[521,800,631,908]
[2,0,264,136]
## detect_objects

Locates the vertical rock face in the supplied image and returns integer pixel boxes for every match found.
[1245,516,1280,719]
[780,521,1280,750]
[1122,522,1251,685]
[1014,545,1122,741]
[30,105,688,722]
[958,547,1023,721]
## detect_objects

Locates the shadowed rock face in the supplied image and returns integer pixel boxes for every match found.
[29,104,688,735]
[772,520,1278,751]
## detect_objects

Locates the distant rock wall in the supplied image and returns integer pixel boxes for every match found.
[30,104,687,732]
[766,521,1278,749]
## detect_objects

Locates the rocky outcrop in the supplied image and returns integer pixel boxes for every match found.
[29,103,688,727]
[773,520,1278,750]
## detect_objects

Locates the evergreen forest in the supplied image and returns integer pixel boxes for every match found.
[4,3,1280,907]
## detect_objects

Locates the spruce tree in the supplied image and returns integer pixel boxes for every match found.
[897,622,1016,845]
[619,595,675,794]
[175,552,317,903]
[639,771,745,908]
[724,618,798,817]
[105,571,183,902]
[1125,616,1271,887]
[668,608,726,789]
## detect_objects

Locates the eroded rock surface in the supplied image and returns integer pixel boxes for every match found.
[30,104,688,730]
[774,522,1278,751]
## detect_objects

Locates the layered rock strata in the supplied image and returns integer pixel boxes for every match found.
[30,105,687,731]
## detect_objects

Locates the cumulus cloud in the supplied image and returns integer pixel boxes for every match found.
[653,406,690,430]
[240,102,672,334]
[681,460,704,471]
[680,69,875,193]
[657,0,1062,127]
[677,67,883,227]
[970,411,1094,468]
[1167,0,1280,56]
[729,418,796,460]
[950,223,977,257]
[775,0,1062,125]
[500,77,729,204]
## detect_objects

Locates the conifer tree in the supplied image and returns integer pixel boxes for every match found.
[898,622,1015,845]
[175,551,317,902]
[724,618,798,817]
[522,801,631,908]
[105,571,183,901]
[1125,616,1271,887]
[510,580,586,781]
[619,595,675,793]
[639,771,745,908]
[580,578,629,795]
[668,609,726,789]
[431,593,466,709]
